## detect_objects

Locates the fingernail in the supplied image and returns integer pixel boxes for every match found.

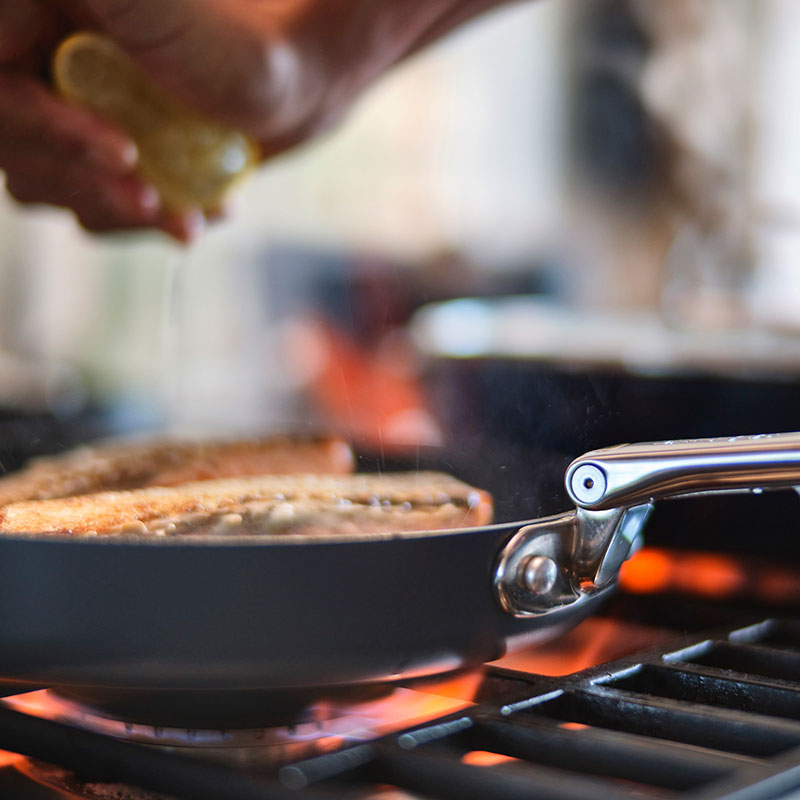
[119,141,139,169]
[183,209,206,238]
[217,190,242,218]
[138,184,161,214]
[162,209,205,244]
[89,139,138,172]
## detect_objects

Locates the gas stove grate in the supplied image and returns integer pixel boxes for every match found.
[4,618,800,798]
[283,617,800,799]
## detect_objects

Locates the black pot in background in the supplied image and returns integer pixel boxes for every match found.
[418,358,800,560]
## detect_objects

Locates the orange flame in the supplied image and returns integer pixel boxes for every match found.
[620,547,800,604]
[462,750,520,767]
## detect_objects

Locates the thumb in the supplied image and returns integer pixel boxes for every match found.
[65,0,278,136]
[68,0,198,51]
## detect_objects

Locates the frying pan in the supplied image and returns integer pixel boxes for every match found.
[0,432,798,726]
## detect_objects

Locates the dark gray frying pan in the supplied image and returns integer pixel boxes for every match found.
[0,432,798,726]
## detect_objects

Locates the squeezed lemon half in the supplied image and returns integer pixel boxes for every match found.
[53,32,258,212]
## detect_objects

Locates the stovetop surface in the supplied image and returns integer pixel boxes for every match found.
[3,599,800,800]
[0,613,673,799]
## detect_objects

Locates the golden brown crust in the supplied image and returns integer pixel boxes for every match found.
[0,435,354,507]
[0,472,493,536]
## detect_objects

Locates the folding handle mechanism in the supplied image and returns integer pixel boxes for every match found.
[496,432,800,618]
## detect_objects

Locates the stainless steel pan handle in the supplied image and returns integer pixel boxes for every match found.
[496,431,800,619]
[566,431,800,511]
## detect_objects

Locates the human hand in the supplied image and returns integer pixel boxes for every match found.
[2,0,514,238]
[70,0,518,155]
[0,0,216,241]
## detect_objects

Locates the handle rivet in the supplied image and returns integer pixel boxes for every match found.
[520,555,559,595]
[570,464,607,505]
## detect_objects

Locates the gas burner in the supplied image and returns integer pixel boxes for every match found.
[0,677,478,799]
[3,682,476,771]
[36,683,404,730]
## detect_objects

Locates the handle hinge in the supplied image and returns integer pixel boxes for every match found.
[494,504,651,618]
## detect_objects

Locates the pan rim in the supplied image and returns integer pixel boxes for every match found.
[0,517,535,548]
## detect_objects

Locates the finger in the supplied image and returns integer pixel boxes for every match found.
[157,208,206,244]
[80,206,204,243]
[0,73,137,172]
[202,190,241,222]
[3,150,208,241]
[3,150,161,226]
[77,206,206,243]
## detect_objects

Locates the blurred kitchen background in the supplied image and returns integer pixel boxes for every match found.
[2,0,800,513]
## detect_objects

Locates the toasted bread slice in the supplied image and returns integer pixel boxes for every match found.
[0,472,493,537]
[0,435,354,507]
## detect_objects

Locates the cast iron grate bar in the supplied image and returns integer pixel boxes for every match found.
[740,618,800,651]
[530,687,800,757]
[372,742,666,800]
[467,713,744,790]
[284,617,800,798]
[684,748,800,800]
[684,642,800,684]
[608,662,800,719]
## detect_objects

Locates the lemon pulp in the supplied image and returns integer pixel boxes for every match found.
[53,32,258,211]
